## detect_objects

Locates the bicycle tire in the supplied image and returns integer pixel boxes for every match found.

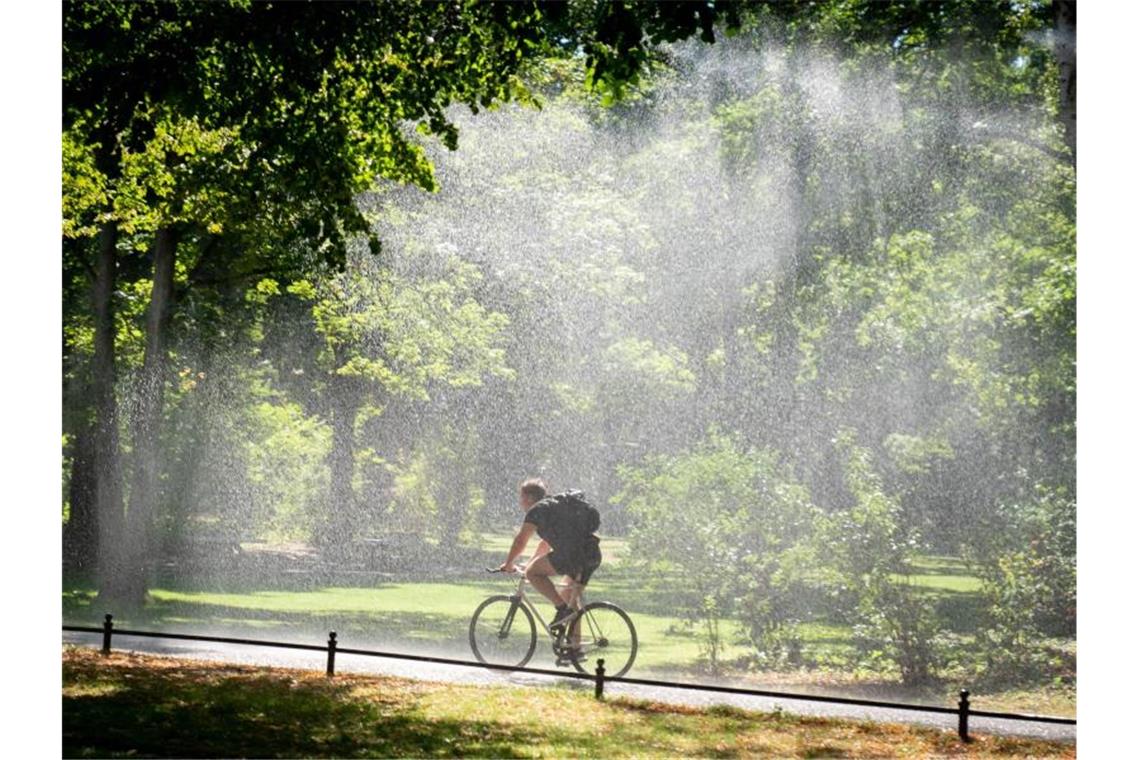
[567,601,637,678]
[469,594,537,668]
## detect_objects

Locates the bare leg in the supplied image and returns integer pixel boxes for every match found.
[560,581,583,647]
[524,554,566,609]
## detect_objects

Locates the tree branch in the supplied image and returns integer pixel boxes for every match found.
[967,122,1071,165]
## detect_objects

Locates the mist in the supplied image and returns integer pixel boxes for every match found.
[65,30,1074,707]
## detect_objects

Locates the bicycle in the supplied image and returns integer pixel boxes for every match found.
[468,565,638,678]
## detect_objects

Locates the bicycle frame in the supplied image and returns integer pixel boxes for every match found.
[504,571,584,638]
[473,565,637,676]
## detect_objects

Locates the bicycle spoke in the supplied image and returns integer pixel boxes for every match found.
[471,574,637,677]
[570,602,637,677]
[469,596,536,668]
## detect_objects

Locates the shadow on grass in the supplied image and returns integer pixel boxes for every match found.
[65,553,714,622]
[63,655,535,759]
[933,594,986,633]
[68,597,477,649]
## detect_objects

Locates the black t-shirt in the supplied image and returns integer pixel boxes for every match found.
[524,498,594,553]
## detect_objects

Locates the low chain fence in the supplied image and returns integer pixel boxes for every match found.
[64,614,1075,743]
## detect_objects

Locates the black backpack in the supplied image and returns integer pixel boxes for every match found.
[547,490,600,538]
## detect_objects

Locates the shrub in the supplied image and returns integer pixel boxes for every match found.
[824,430,946,686]
[615,430,820,672]
[851,582,945,685]
[964,488,1076,686]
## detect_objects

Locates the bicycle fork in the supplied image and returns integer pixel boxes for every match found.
[498,595,524,640]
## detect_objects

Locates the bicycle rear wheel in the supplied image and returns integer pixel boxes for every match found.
[568,601,637,677]
[469,594,537,668]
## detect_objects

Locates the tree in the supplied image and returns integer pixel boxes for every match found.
[305,252,512,551]
[772,0,1074,165]
[63,0,763,605]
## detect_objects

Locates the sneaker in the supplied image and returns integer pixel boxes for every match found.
[549,605,576,630]
[555,647,584,667]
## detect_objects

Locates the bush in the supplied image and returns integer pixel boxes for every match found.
[736,543,836,667]
[824,431,946,686]
[964,488,1076,686]
[615,430,820,673]
[852,583,945,686]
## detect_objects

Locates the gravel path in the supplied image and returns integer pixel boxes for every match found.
[63,630,1074,744]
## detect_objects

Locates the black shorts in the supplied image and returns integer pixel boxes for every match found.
[549,538,602,585]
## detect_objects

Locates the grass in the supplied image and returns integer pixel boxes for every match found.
[892,556,983,594]
[62,647,1073,759]
[63,541,1073,717]
[62,533,740,671]
[67,579,748,672]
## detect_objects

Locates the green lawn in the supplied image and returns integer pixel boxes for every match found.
[63,532,749,671]
[66,578,748,672]
[894,554,984,593]
[63,540,1073,716]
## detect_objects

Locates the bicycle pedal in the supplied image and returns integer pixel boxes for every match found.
[554,651,583,666]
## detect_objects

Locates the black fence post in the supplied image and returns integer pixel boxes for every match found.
[958,689,971,742]
[594,659,606,700]
[326,632,337,676]
[101,614,113,655]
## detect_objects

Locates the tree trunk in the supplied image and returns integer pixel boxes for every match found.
[112,225,179,606]
[1054,0,1076,165]
[91,222,128,602]
[63,232,100,573]
[63,427,97,573]
[322,351,362,555]
[756,72,813,451]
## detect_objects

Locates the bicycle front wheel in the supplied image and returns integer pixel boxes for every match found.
[469,594,537,668]
[569,601,637,678]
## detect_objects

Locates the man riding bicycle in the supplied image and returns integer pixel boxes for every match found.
[498,477,602,630]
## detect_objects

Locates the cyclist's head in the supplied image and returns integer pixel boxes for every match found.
[518,477,547,509]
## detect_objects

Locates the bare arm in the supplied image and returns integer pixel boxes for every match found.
[500,521,537,571]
